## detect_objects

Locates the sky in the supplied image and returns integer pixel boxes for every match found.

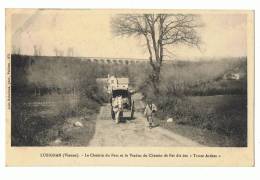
[11,9,248,60]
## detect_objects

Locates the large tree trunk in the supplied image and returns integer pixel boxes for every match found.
[150,64,161,94]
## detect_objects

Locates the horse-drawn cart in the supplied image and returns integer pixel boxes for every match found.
[107,76,134,123]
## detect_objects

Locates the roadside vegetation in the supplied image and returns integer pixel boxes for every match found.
[12,55,105,146]
[139,57,247,147]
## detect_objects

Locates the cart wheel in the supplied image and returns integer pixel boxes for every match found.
[111,108,115,120]
[120,111,123,119]
[130,100,135,119]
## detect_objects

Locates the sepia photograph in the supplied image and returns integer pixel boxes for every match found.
[5,9,254,166]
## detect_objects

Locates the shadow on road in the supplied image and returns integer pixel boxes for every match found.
[119,116,136,123]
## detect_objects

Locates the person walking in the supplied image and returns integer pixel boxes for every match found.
[144,99,157,128]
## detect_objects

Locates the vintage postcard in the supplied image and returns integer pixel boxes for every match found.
[5,9,254,166]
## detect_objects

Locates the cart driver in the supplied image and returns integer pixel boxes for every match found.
[113,95,123,120]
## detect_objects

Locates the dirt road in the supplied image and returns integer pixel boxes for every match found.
[89,93,202,147]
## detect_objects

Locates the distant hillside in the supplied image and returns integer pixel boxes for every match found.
[146,57,248,96]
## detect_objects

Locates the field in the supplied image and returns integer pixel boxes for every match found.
[11,94,100,146]
[154,95,247,146]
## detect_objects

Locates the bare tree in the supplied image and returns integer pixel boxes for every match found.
[54,48,64,56]
[54,48,59,56]
[12,46,21,55]
[38,46,42,56]
[33,45,41,56]
[111,14,203,92]
[67,47,74,57]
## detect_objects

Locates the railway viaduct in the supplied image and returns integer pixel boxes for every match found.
[79,57,174,64]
